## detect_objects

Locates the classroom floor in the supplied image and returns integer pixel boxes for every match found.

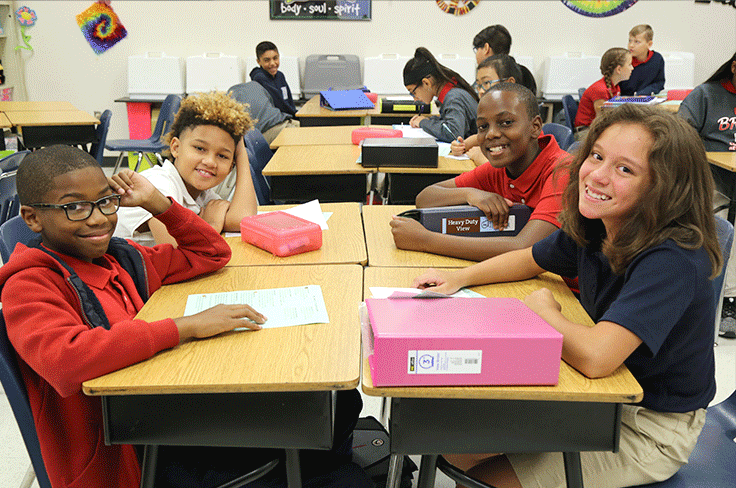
[1,336,735,488]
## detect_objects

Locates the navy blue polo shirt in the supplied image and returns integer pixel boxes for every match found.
[532,229,716,412]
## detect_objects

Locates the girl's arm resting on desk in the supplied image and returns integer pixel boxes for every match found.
[223,137,258,232]
[413,247,545,294]
[524,288,643,378]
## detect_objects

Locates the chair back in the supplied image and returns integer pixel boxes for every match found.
[0,313,53,488]
[151,94,182,141]
[542,123,574,151]
[0,171,19,225]
[561,95,578,133]
[89,109,112,165]
[243,129,273,205]
[0,150,30,173]
[0,215,38,262]
[577,87,586,101]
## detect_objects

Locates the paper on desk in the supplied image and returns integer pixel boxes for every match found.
[392,125,434,138]
[369,287,484,299]
[184,285,329,330]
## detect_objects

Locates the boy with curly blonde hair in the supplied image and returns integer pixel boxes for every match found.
[115,91,259,246]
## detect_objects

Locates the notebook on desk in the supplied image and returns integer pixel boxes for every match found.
[603,95,664,107]
[319,89,375,110]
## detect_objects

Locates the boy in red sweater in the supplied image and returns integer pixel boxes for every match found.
[0,145,266,488]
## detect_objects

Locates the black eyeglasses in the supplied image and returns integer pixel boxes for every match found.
[408,85,420,98]
[29,194,121,221]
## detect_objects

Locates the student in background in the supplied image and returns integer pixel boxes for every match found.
[115,91,258,246]
[679,51,736,337]
[250,41,298,117]
[232,81,300,145]
[390,83,569,262]
[403,47,479,142]
[451,54,524,164]
[618,24,666,96]
[575,48,633,132]
[0,145,266,488]
[414,105,720,488]
[472,24,537,94]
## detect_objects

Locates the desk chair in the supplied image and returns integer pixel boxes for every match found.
[0,150,30,173]
[577,87,586,101]
[243,128,273,205]
[561,95,578,133]
[434,217,735,488]
[0,215,37,263]
[542,123,574,151]
[106,94,182,173]
[0,170,19,226]
[0,312,53,488]
[88,109,112,165]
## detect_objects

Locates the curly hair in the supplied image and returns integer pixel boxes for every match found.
[600,48,631,95]
[558,104,722,278]
[163,91,253,159]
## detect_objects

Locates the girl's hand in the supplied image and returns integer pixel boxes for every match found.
[465,189,514,231]
[199,199,230,233]
[410,114,427,128]
[412,268,463,295]
[450,137,466,155]
[175,304,267,343]
[523,288,562,318]
[108,170,171,215]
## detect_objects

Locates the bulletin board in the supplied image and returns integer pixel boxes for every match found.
[270,0,371,20]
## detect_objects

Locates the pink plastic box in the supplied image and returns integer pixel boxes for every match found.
[364,297,563,387]
[351,127,403,145]
[240,212,322,257]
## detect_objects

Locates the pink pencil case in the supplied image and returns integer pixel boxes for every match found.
[351,127,403,145]
[240,211,322,257]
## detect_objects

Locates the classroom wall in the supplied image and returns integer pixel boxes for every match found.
[9,0,736,142]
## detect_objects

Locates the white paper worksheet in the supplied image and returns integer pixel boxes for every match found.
[184,285,329,330]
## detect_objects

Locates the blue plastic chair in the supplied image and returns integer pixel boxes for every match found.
[0,170,19,226]
[561,94,578,133]
[0,150,30,173]
[88,109,112,165]
[243,129,274,205]
[0,214,37,262]
[577,87,586,101]
[542,123,574,151]
[106,94,182,172]
[0,312,53,488]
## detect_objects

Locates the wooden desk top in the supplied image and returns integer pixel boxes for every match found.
[262,144,371,176]
[6,110,99,126]
[225,202,367,266]
[0,101,78,112]
[83,264,363,396]
[363,205,475,268]
[0,113,11,129]
[362,267,644,403]
[270,125,393,148]
[707,151,736,172]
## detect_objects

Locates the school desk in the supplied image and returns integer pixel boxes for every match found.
[380,156,475,204]
[0,113,10,129]
[225,202,367,266]
[262,144,372,203]
[0,101,78,112]
[362,266,644,488]
[83,264,363,488]
[296,95,418,127]
[707,151,736,224]
[362,205,476,268]
[4,109,100,149]
[269,124,394,149]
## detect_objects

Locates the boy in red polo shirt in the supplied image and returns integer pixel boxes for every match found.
[618,24,666,96]
[390,83,569,261]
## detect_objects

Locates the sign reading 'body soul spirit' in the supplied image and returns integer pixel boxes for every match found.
[270,0,371,20]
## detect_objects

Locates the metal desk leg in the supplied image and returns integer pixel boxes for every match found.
[563,452,584,488]
[417,454,439,488]
[727,171,736,224]
[386,454,404,488]
[285,449,303,488]
[139,445,158,488]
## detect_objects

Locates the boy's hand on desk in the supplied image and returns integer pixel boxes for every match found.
[174,304,267,343]
[109,169,171,216]
[390,216,432,252]
[412,268,462,295]
[465,189,513,231]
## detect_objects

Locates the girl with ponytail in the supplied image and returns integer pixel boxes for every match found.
[574,48,633,132]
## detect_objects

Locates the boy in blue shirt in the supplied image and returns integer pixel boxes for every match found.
[250,41,297,117]
[618,24,666,96]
